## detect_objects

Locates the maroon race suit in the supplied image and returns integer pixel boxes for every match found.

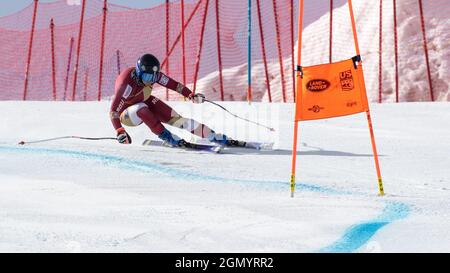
[110,67,213,138]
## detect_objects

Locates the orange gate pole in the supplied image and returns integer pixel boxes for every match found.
[290,0,304,197]
[348,0,384,195]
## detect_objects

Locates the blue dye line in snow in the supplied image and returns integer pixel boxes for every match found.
[318,202,410,253]
[0,145,341,194]
[0,145,411,252]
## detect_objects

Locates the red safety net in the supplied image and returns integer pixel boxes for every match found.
[0,0,448,102]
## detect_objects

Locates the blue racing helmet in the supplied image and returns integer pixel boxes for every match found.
[136,54,160,84]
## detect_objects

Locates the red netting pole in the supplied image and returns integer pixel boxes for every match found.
[193,0,210,94]
[23,0,39,101]
[272,0,287,102]
[72,0,87,101]
[165,0,170,100]
[116,49,121,75]
[50,18,56,101]
[290,0,295,102]
[378,0,383,103]
[161,0,203,69]
[247,0,252,103]
[181,0,187,86]
[418,0,434,102]
[83,68,89,101]
[97,0,108,101]
[256,0,271,102]
[64,37,74,101]
[215,0,224,101]
[393,0,399,103]
[329,0,333,63]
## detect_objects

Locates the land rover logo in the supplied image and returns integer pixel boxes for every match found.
[306,79,330,92]
[308,105,325,113]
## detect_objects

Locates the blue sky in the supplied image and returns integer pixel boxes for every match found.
[0,0,162,17]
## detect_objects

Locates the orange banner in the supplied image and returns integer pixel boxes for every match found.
[296,57,369,121]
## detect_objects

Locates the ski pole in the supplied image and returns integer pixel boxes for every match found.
[204,99,275,132]
[18,136,117,145]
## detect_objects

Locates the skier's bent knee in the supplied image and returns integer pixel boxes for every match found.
[119,103,148,127]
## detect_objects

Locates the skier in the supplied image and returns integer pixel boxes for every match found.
[110,53,235,147]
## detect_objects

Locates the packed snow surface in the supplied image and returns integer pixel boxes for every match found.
[0,101,449,252]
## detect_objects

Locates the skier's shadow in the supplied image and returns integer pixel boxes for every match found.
[222,143,384,157]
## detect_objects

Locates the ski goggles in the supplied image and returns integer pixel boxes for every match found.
[141,72,157,84]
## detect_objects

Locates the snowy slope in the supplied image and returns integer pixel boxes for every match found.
[0,101,449,252]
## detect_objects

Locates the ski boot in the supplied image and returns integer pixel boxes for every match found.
[158,128,183,147]
[208,131,245,147]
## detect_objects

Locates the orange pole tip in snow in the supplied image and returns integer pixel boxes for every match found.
[378,178,385,196]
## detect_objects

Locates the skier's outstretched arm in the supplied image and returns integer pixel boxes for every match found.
[156,72,205,103]
[109,78,131,144]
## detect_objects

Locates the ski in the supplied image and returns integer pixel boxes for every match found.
[142,139,222,153]
[226,140,274,150]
